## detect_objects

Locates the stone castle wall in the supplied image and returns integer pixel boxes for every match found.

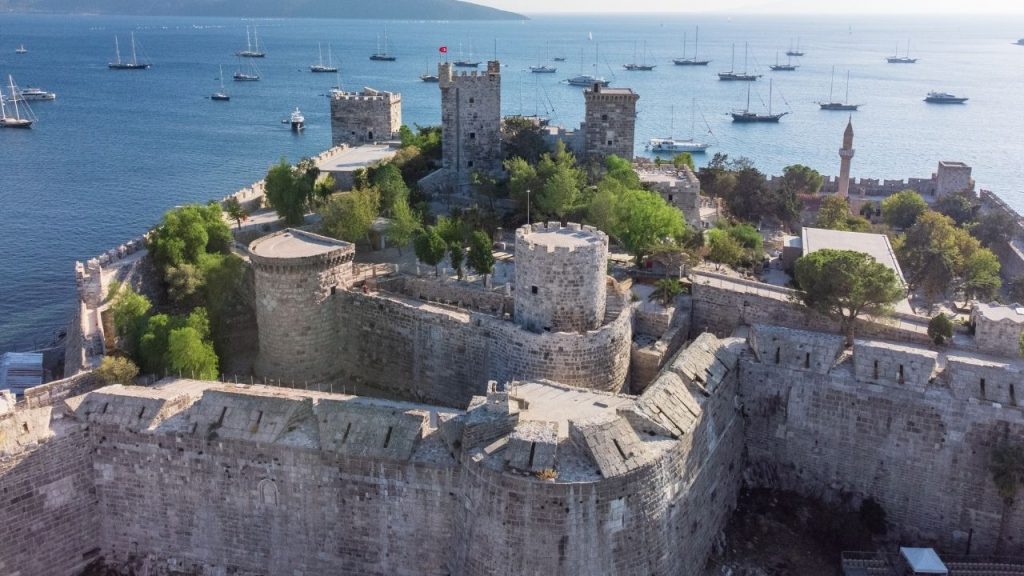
[740,329,1024,555]
[330,89,402,147]
[439,61,502,189]
[514,223,608,333]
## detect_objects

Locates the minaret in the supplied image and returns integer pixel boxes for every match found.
[837,117,855,199]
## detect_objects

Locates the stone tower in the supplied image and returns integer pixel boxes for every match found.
[250,229,355,384]
[837,118,855,199]
[330,87,402,147]
[514,222,608,333]
[439,60,502,191]
[583,84,639,161]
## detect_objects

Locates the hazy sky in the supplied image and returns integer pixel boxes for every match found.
[478,0,1023,14]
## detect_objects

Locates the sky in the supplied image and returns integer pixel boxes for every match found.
[477,0,1024,14]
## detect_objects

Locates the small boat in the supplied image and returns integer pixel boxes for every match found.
[236,26,266,58]
[623,41,655,71]
[553,56,567,62]
[818,68,860,111]
[673,27,710,66]
[211,65,230,101]
[1,75,33,128]
[13,86,56,101]
[769,51,798,71]
[530,65,557,73]
[453,42,480,67]
[731,80,787,123]
[785,38,804,57]
[420,58,439,82]
[647,99,711,153]
[887,40,917,63]
[566,74,609,87]
[15,44,27,54]
[924,91,968,104]
[370,29,397,61]
[290,108,304,132]
[310,43,338,73]
[108,33,150,70]
[718,43,760,81]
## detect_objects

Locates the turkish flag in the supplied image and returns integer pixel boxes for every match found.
[439,46,448,54]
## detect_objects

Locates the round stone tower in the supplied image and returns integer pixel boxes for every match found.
[250,229,355,384]
[514,222,608,333]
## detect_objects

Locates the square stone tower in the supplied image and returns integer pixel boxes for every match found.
[583,84,639,161]
[439,61,502,190]
[934,161,974,198]
[330,87,402,147]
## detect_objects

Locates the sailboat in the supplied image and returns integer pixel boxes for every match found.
[673,27,710,66]
[236,26,266,58]
[233,55,260,81]
[329,71,345,97]
[623,41,655,71]
[785,37,804,57]
[769,51,798,71]
[370,28,397,61]
[310,43,338,73]
[566,45,608,86]
[1,75,33,129]
[647,98,711,153]
[731,79,787,123]
[718,43,760,81]
[108,33,150,70]
[15,44,27,54]
[887,40,917,63]
[454,42,480,67]
[211,66,230,101]
[420,58,439,82]
[819,68,860,111]
[530,46,557,73]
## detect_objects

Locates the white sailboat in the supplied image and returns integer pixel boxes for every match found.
[236,26,266,58]
[211,66,230,101]
[233,55,260,81]
[370,27,396,61]
[1,75,34,129]
[648,98,711,153]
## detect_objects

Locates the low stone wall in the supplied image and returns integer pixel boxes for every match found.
[22,371,99,409]
[379,276,513,316]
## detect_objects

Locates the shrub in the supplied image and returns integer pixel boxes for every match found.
[95,356,139,385]
[928,313,954,345]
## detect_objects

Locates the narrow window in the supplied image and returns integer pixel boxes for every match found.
[469,132,476,140]
[607,140,613,146]
[873,360,879,380]
[217,406,228,426]
[531,286,539,294]
[980,378,986,399]
[528,442,537,468]
[383,426,394,449]
[898,364,905,384]
[138,406,146,419]
[804,352,810,369]
[1011,384,1016,405]
[330,286,337,295]
[467,160,474,168]
[667,194,674,202]
[469,97,475,104]
[774,347,781,365]
[22,423,29,433]
[253,410,263,431]
[367,131,373,140]
[612,438,628,461]
[342,422,352,444]
[601,114,608,121]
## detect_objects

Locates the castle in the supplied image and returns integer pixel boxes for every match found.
[329,87,402,147]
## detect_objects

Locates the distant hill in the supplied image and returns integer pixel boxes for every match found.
[0,0,527,20]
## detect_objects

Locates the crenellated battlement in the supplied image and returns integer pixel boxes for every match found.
[514,221,607,254]
[248,229,355,272]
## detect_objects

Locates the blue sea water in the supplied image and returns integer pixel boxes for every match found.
[0,12,1023,351]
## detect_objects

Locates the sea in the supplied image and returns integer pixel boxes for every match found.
[0,12,1023,351]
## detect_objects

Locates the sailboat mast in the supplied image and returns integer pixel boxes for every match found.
[253,27,259,52]
[845,71,850,104]
[9,75,22,121]
[690,97,696,139]
[114,36,121,65]
[219,65,225,89]
[743,42,748,74]
[746,83,751,111]
[246,27,252,52]
[130,32,137,65]
[694,26,699,58]
[731,43,735,72]
[769,79,773,115]
[828,66,835,101]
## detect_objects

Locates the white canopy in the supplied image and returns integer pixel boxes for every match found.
[900,548,948,575]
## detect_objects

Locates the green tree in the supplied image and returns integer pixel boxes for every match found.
[138,313,174,374]
[706,228,743,269]
[467,230,496,284]
[166,263,204,305]
[780,164,824,196]
[898,211,961,304]
[927,313,954,345]
[506,141,585,222]
[414,227,448,276]
[321,187,381,243]
[726,223,763,256]
[370,163,410,215]
[448,242,465,280]
[794,249,905,345]
[264,158,319,226]
[502,116,549,163]
[223,197,248,230]
[385,197,421,255]
[972,210,1016,248]
[166,326,219,380]
[312,174,336,207]
[882,189,928,230]
[96,356,139,385]
[612,189,686,266]
[649,278,685,306]
[147,203,232,273]
[672,153,695,171]
[934,191,978,227]
[198,253,246,354]
[955,230,1002,306]
[111,286,151,355]
[817,195,851,229]
[603,155,642,190]
[398,124,442,158]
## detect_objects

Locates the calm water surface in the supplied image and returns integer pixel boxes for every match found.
[1,13,1023,349]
